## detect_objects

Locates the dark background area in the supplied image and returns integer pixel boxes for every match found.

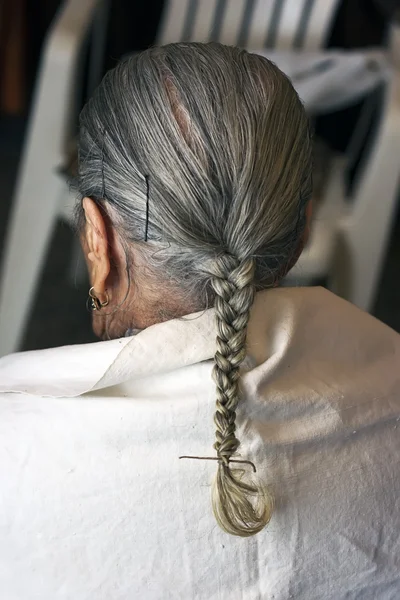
[0,0,399,351]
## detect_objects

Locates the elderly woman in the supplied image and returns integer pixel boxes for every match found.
[1,43,399,599]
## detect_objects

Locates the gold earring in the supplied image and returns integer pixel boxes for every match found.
[88,287,109,311]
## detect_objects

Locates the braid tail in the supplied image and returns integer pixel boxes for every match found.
[210,256,273,537]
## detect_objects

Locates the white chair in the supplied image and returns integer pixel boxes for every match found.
[290,24,400,307]
[0,0,108,357]
[0,0,399,357]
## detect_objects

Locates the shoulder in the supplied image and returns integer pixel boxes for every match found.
[0,337,131,397]
[258,286,399,338]
[250,286,400,364]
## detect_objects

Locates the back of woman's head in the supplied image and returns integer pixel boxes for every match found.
[78,42,312,537]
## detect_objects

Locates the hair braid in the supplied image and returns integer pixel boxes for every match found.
[209,256,273,537]
[78,43,312,537]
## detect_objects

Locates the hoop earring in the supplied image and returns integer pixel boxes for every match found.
[88,287,109,311]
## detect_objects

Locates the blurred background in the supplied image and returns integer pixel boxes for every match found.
[0,0,399,355]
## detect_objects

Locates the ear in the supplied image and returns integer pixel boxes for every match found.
[82,197,111,298]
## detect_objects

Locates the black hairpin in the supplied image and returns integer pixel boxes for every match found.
[101,128,106,199]
[144,175,150,242]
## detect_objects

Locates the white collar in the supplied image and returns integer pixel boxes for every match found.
[0,307,216,397]
[2,287,400,446]
[1,286,399,420]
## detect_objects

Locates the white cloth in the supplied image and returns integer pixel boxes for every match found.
[0,287,400,600]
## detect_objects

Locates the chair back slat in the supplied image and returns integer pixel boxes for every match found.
[304,0,341,50]
[157,0,341,50]
[273,0,341,49]
[157,0,188,44]
[245,0,276,48]
[273,0,310,49]
[218,0,247,45]
[192,0,219,42]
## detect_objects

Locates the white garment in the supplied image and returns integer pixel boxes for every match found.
[0,287,399,600]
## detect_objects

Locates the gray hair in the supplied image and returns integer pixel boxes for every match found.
[78,42,312,537]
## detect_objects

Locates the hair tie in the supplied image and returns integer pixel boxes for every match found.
[179,455,256,473]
